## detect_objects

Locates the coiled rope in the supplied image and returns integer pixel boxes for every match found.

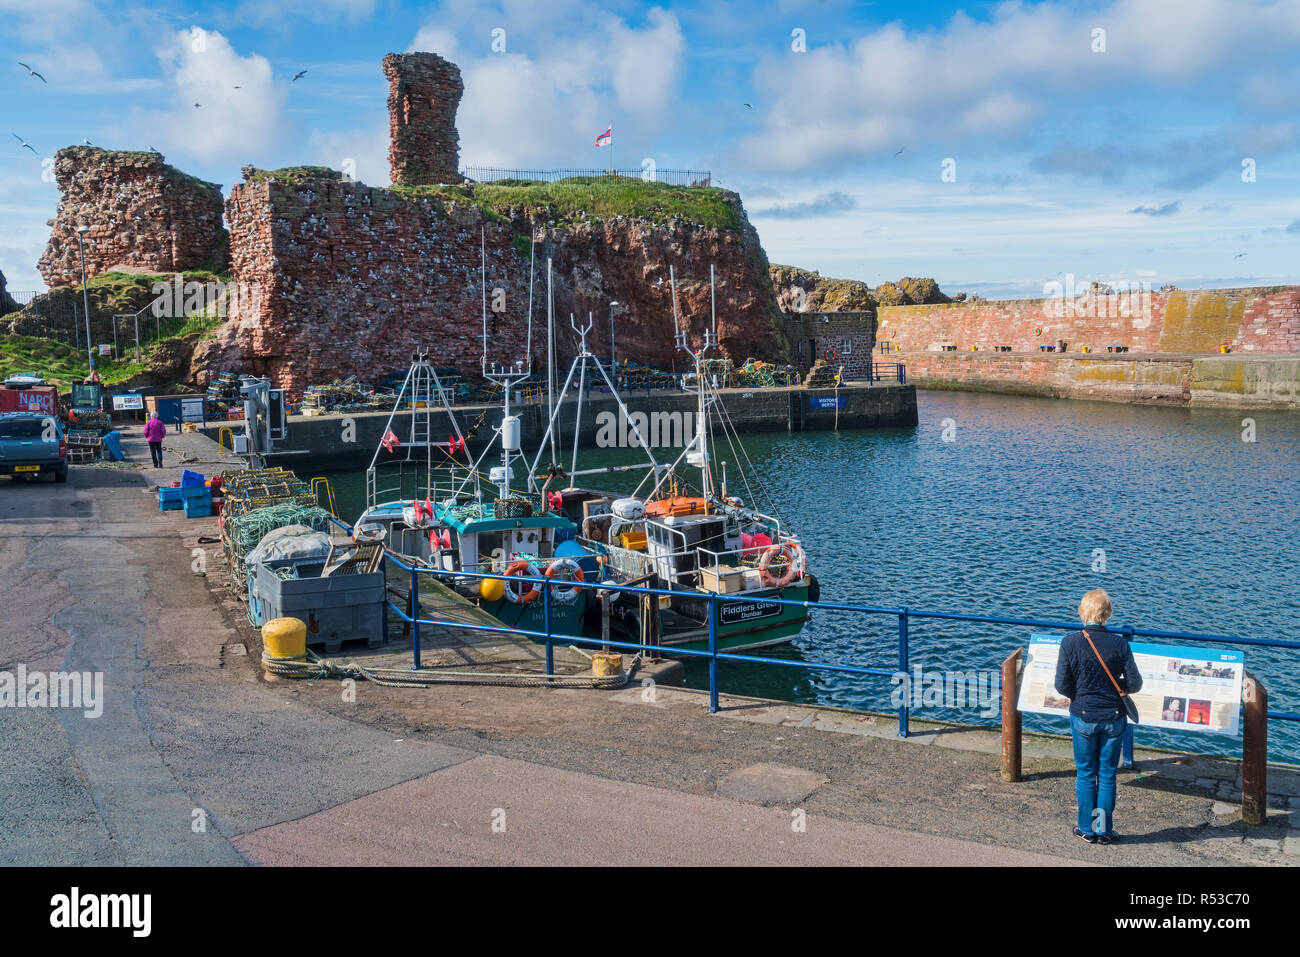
[261,647,638,690]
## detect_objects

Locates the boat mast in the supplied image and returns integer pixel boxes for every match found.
[671,265,716,504]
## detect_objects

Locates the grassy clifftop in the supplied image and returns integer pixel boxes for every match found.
[396,176,742,230]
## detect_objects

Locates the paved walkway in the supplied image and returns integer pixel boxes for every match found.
[1,425,1296,866]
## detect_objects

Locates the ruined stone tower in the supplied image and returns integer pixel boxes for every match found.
[382,52,464,186]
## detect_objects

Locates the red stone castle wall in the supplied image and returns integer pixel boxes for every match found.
[38,147,227,288]
[383,52,463,186]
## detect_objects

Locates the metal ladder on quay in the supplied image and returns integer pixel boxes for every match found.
[787,390,805,431]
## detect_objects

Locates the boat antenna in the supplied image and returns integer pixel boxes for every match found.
[526,224,535,362]
[480,225,487,372]
[710,263,717,341]
[547,257,556,462]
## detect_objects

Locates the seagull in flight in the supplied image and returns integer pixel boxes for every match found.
[17,61,46,83]
[12,133,37,155]
[1233,253,1246,259]
[194,102,201,108]
[292,70,308,81]
[743,103,752,109]
[894,146,907,157]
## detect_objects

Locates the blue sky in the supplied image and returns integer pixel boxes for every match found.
[3,0,1299,296]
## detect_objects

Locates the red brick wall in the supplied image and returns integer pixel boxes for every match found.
[38,147,227,288]
[204,172,791,395]
[210,174,532,393]
[881,285,1300,356]
[383,52,463,186]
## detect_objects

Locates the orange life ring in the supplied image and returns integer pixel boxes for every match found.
[759,542,804,588]
[824,347,837,362]
[544,558,585,602]
[502,560,541,605]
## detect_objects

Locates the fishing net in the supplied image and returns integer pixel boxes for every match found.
[224,503,335,593]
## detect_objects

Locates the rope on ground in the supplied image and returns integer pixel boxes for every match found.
[261,648,638,690]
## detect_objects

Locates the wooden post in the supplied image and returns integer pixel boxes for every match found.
[1001,648,1023,782]
[1241,672,1267,826]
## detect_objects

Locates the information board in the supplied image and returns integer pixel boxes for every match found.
[1017,633,1245,736]
[180,397,206,423]
[112,394,144,411]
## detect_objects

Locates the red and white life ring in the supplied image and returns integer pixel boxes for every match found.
[503,560,541,605]
[545,558,585,603]
[759,543,804,588]
[824,347,837,362]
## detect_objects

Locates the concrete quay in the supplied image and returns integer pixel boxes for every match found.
[200,382,918,469]
[2,425,1298,867]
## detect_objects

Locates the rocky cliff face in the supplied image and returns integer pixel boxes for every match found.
[0,268,17,316]
[538,206,788,373]
[769,264,950,313]
[198,168,791,394]
[38,147,228,288]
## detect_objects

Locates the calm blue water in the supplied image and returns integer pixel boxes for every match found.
[322,390,1300,761]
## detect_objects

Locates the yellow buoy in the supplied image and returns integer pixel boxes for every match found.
[480,576,505,603]
[592,652,623,677]
[263,617,307,659]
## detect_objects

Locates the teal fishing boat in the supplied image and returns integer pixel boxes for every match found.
[524,265,819,653]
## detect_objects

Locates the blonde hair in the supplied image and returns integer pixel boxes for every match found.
[1079,589,1112,625]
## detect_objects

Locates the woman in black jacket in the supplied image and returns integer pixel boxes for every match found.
[1053,589,1142,845]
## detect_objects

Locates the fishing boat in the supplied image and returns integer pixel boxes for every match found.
[354,231,592,640]
[525,266,819,653]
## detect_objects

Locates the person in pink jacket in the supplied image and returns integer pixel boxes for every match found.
[144,412,166,467]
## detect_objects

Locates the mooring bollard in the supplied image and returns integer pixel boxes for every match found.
[1000,648,1022,782]
[1241,672,1268,826]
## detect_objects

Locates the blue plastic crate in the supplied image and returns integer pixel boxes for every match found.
[183,496,211,518]
[158,487,184,510]
[179,484,210,501]
[181,469,205,487]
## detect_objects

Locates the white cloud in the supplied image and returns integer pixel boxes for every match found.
[127,29,286,166]
[402,5,687,170]
[739,0,1300,173]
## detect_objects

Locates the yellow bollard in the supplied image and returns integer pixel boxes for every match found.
[591,652,623,677]
[263,617,307,660]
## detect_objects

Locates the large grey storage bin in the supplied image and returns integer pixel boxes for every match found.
[255,561,387,651]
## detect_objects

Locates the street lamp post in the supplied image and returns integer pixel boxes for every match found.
[608,300,620,388]
[76,226,93,372]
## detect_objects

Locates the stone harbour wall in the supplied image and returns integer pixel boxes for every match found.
[879,286,1300,355]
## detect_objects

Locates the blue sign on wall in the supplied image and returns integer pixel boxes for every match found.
[809,396,846,410]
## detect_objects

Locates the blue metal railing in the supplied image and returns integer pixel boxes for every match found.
[328,518,1300,757]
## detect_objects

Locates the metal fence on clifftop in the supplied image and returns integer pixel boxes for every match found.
[459,167,712,187]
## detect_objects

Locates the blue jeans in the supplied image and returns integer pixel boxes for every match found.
[1070,714,1126,836]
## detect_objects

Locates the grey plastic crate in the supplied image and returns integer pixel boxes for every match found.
[255,561,387,651]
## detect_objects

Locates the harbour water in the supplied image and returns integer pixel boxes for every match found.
[322,390,1300,762]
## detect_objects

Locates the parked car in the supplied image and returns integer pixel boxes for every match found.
[0,412,68,483]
